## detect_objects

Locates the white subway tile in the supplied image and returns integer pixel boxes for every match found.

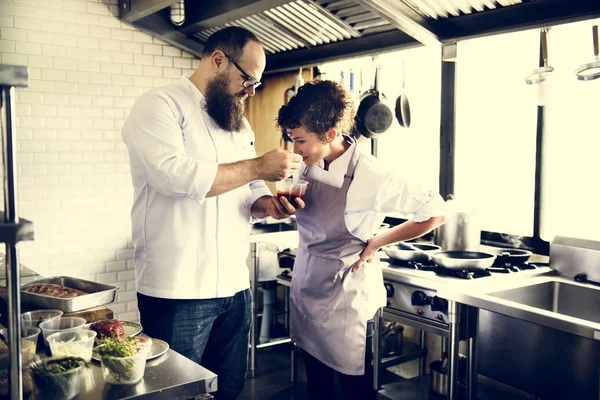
[81,129,103,140]
[18,152,34,164]
[104,152,125,163]
[41,44,67,58]
[32,129,57,141]
[142,43,161,55]
[41,20,66,34]
[98,15,120,28]
[59,152,82,163]
[122,41,141,54]
[34,176,59,187]
[46,117,69,129]
[41,69,67,81]
[16,103,31,116]
[126,260,134,270]
[116,311,139,322]
[90,72,111,85]
[181,51,193,59]
[28,68,41,79]
[16,41,40,55]
[71,163,94,174]
[92,119,113,129]
[18,177,35,188]
[0,16,14,28]
[110,303,127,314]
[17,92,43,104]
[87,2,109,15]
[126,301,138,311]
[67,94,92,106]
[99,38,121,51]
[34,152,58,164]
[1,3,29,18]
[153,37,167,45]
[96,272,117,284]
[31,104,56,117]
[152,77,171,87]
[174,57,192,69]
[21,188,48,201]
[63,0,87,12]
[29,79,55,92]
[78,59,101,73]
[56,105,79,117]
[80,107,102,118]
[65,24,89,37]
[43,93,67,105]
[83,175,105,185]
[122,86,143,97]
[53,58,79,71]
[29,55,54,68]
[59,175,82,186]
[153,55,172,67]
[16,127,32,140]
[132,53,152,66]
[163,46,180,57]
[100,61,121,74]
[66,70,90,83]
[132,31,152,43]
[94,141,114,152]
[71,118,93,129]
[112,51,132,64]
[2,53,28,65]
[90,49,112,62]
[78,83,101,95]
[27,31,53,45]
[126,281,136,291]
[14,16,39,31]
[0,40,16,53]
[21,164,47,177]
[117,290,136,302]
[101,85,122,96]
[106,260,126,272]
[91,96,113,108]
[66,47,90,60]
[18,116,44,129]
[1,27,27,41]
[163,67,182,79]
[46,141,70,152]
[142,65,161,77]
[57,129,81,140]
[71,141,94,151]
[110,28,132,41]
[114,96,134,108]
[77,36,100,49]
[55,82,78,94]
[47,164,70,175]
[82,152,103,163]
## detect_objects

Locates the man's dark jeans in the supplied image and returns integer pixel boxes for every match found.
[137,289,252,400]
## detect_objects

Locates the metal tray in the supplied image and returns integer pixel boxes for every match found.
[21,276,119,312]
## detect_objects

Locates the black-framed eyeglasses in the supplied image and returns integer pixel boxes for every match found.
[223,52,262,89]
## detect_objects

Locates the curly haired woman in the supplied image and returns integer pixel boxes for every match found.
[275,80,446,400]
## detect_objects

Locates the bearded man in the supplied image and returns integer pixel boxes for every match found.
[122,27,303,400]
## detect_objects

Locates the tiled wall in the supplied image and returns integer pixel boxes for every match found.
[0,0,198,320]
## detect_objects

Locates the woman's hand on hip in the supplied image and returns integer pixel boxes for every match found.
[352,238,380,272]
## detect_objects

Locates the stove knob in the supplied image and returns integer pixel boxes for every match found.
[384,283,395,298]
[436,314,445,322]
[417,309,424,315]
[411,290,431,306]
[431,296,448,312]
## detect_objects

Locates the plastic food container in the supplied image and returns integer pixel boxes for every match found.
[39,317,86,348]
[47,330,97,362]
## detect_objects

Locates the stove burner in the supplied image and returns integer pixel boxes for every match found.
[383,257,542,280]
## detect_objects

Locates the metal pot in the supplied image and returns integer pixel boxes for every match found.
[382,243,441,262]
[380,321,404,356]
[431,250,496,270]
[430,356,448,396]
[434,210,481,251]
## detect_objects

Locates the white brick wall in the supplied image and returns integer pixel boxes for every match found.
[0,0,197,322]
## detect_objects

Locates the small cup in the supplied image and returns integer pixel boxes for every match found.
[39,317,86,349]
[47,330,97,362]
[21,310,64,332]
[276,178,308,204]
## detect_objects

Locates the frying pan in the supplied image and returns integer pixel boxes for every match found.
[487,248,532,267]
[575,25,600,81]
[395,62,411,128]
[431,251,496,270]
[383,242,441,262]
[525,29,554,85]
[354,64,393,139]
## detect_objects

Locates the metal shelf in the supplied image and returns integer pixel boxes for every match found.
[0,214,34,244]
[381,342,427,369]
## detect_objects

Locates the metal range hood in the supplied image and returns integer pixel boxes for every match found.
[120,0,600,73]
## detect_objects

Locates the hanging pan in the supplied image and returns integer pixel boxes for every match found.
[355,64,393,139]
[395,61,411,128]
[525,28,554,85]
[575,25,600,81]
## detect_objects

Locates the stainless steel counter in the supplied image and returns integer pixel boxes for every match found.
[44,349,217,400]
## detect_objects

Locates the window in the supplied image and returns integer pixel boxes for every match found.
[540,20,600,242]
[454,29,539,236]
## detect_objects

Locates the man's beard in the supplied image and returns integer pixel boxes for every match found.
[205,73,247,132]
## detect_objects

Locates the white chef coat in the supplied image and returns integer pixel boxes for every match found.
[122,76,271,300]
[300,138,446,240]
[298,138,446,318]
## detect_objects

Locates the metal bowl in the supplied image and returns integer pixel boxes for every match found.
[431,251,496,270]
[383,243,442,262]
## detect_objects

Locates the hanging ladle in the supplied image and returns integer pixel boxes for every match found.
[525,28,554,85]
[575,25,600,81]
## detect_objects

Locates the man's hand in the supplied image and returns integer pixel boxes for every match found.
[255,149,302,182]
[352,238,380,272]
[268,196,306,219]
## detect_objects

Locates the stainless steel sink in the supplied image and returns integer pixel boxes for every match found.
[489,281,600,324]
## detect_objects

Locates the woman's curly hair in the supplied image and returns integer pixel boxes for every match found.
[276,80,355,142]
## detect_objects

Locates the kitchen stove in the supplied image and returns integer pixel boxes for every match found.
[375,253,549,400]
